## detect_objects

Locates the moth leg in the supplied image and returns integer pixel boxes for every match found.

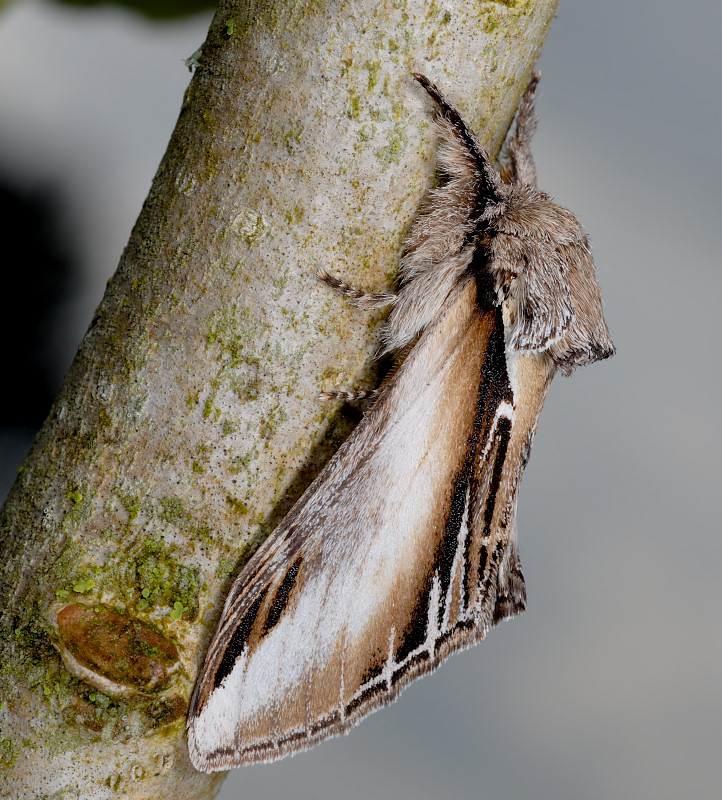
[502,71,540,188]
[316,269,388,402]
[316,269,396,310]
[319,389,379,402]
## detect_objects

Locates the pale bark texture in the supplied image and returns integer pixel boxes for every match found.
[0,0,561,797]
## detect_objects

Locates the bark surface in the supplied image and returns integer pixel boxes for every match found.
[0,1,561,797]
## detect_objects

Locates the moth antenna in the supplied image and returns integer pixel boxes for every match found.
[412,72,502,200]
[316,269,396,310]
[502,71,541,187]
[319,389,379,402]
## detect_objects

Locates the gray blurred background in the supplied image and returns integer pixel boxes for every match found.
[1,1,719,798]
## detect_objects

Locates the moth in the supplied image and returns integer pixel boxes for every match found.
[187,73,614,771]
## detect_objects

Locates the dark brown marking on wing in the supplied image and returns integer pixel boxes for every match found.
[345,682,387,715]
[275,730,307,747]
[433,303,510,627]
[434,618,475,655]
[477,543,488,589]
[481,542,505,596]
[390,651,431,687]
[310,711,340,736]
[481,417,512,539]
[493,555,526,623]
[393,575,433,665]
[435,475,469,626]
[210,710,344,764]
[262,557,302,635]
[403,304,514,647]
[235,724,318,761]
[478,309,514,416]
[463,306,513,606]
[471,239,497,310]
[213,586,269,689]
[359,656,385,687]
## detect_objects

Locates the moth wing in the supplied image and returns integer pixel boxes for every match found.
[188,280,549,770]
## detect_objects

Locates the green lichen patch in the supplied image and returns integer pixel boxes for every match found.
[226,495,250,515]
[203,394,219,420]
[116,490,141,523]
[55,604,179,692]
[71,577,95,594]
[0,737,17,768]
[145,694,187,729]
[483,11,503,33]
[52,676,186,740]
[8,608,57,668]
[203,303,276,419]
[346,90,362,121]
[374,120,409,166]
[46,519,200,624]
[206,305,264,369]
[159,497,187,526]
[215,557,235,581]
[282,121,304,156]
[61,487,93,532]
[169,601,186,621]
[184,47,202,72]
[258,405,288,445]
[133,537,200,620]
[97,407,113,430]
[230,446,258,474]
[364,59,381,91]
[229,366,262,404]
[46,721,90,757]
[231,209,268,246]
[271,265,292,301]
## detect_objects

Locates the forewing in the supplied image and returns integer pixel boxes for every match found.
[188,280,551,770]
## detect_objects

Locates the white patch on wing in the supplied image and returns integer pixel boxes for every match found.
[383,626,397,686]
[193,651,248,751]
[196,360,453,747]
[426,573,442,643]
[479,399,514,468]
[504,347,520,404]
